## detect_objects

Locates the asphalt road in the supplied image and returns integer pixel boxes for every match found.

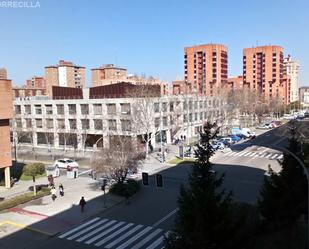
[2,121,307,249]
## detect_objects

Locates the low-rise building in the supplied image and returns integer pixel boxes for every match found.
[299,86,309,106]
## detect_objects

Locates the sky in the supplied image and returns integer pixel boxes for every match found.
[0,0,308,86]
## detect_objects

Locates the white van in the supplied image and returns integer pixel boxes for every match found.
[241,128,255,138]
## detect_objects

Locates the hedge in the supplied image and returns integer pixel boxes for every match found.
[109,179,141,197]
[0,187,50,211]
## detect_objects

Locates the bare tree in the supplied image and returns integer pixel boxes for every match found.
[92,136,143,185]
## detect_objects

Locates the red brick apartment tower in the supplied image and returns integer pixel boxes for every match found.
[184,44,228,96]
[0,74,13,188]
[243,45,290,105]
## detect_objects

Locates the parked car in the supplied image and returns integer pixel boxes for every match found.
[220,137,234,145]
[304,112,309,118]
[229,135,241,142]
[53,158,79,169]
[271,120,282,127]
[256,123,272,129]
[218,138,231,147]
[210,141,225,150]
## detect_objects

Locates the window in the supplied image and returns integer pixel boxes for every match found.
[183,102,187,110]
[25,118,32,128]
[80,104,89,115]
[46,119,53,129]
[24,105,31,115]
[15,105,21,114]
[45,105,53,114]
[36,119,43,128]
[121,120,131,131]
[195,113,198,121]
[93,104,102,115]
[81,119,89,129]
[57,119,65,129]
[154,103,160,112]
[68,104,76,115]
[162,102,167,112]
[107,104,116,115]
[120,103,131,114]
[189,113,192,122]
[108,119,117,130]
[183,114,187,122]
[200,112,203,120]
[170,102,174,112]
[94,119,103,130]
[208,100,212,106]
[57,104,64,115]
[194,101,198,109]
[199,101,203,109]
[163,117,168,126]
[69,119,77,129]
[15,118,22,128]
[35,105,42,115]
[155,118,160,128]
[189,101,192,110]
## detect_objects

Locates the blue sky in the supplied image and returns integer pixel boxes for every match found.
[0,0,308,86]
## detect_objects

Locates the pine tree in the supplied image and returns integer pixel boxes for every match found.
[165,122,235,249]
[258,121,307,229]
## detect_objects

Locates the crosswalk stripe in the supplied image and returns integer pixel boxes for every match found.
[238,151,249,156]
[94,223,134,247]
[104,224,144,248]
[58,217,100,239]
[67,219,108,240]
[242,152,252,156]
[131,229,163,249]
[278,155,284,159]
[145,235,164,249]
[224,151,233,156]
[264,153,272,158]
[259,153,267,158]
[270,154,279,159]
[76,220,118,243]
[115,226,153,249]
[248,152,257,157]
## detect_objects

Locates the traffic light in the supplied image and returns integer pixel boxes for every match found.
[142,172,149,186]
[156,174,163,187]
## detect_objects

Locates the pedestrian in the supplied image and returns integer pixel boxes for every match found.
[51,187,57,202]
[79,196,86,213]
[59,184,64,197]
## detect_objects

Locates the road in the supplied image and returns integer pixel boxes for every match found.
[1,121,307,249]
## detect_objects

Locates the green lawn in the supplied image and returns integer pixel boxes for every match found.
[167,157,196,165]
[20,172,47,181]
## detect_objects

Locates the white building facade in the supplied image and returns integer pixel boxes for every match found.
[284,56,300,103]
[12,95,225,152]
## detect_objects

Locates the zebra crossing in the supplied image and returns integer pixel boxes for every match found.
[58,217,168,249]
[223,150,283,160]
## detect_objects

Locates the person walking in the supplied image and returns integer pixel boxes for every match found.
[59,184,64,197]
[79,196,86,213]
[51,187,57,202]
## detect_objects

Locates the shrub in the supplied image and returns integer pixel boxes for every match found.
[0,187,50,211]
[109,179,141,197]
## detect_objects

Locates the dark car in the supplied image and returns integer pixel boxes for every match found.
[229,135,241,142]
[218,138,230,147]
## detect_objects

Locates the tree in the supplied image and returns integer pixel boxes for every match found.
[165,122,236,249]
[258,121,307,229]
[92,136,143,185]
[23,163,45,196]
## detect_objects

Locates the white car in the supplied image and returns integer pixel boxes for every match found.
[53,158,79,169]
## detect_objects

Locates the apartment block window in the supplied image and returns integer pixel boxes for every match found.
[204,100,207,108]
[108,119,117,131]
[15,118,22,128]
[57,119,65,129]
[120,103,131,114]
[121,120,131,131]
[194,101,198,109]
[194,113,198,121]
[189,101,192,110]
[154,103,160,112]
[36,119,43,128]
[57,104,64,115]
[208,100,212,106]
[80,104,89,115]
[162,117,168,126]
[199,101,203,109]
[25,118,32,128]
[35,105,42,115]
[69,119,77,129]
[94,119,103,130]
[93,104,102,115]
[24,105,31,115]
[46,119,53,129]
[183,114,187,122]
[155,117,160,128]
[45,105,53,114]
[15,105,21,114]
[68,104,76,115]
[170,102,174,112]
[200,112,203,120]
[162,102,167,112]
[81,119,89,129]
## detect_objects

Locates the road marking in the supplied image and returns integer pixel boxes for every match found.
[94,223,134,246]
[242,152,252,156]
[152,208,179,227]
[131,228,163,249]
[0,220,53,236]
[115,226,153,249]
[270,154,279,159]
[104,224,143,248]
[76,220,118,242]
[78,169,92,176]
[278,154,284,160]
[9,207,49,219]
[238,151,249,156]
[67,219,108,240]
[264,153,272,159]
[145,235,164,249]
[248,152,257,157]
[224,151,233,156]
[58,217,100,238]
